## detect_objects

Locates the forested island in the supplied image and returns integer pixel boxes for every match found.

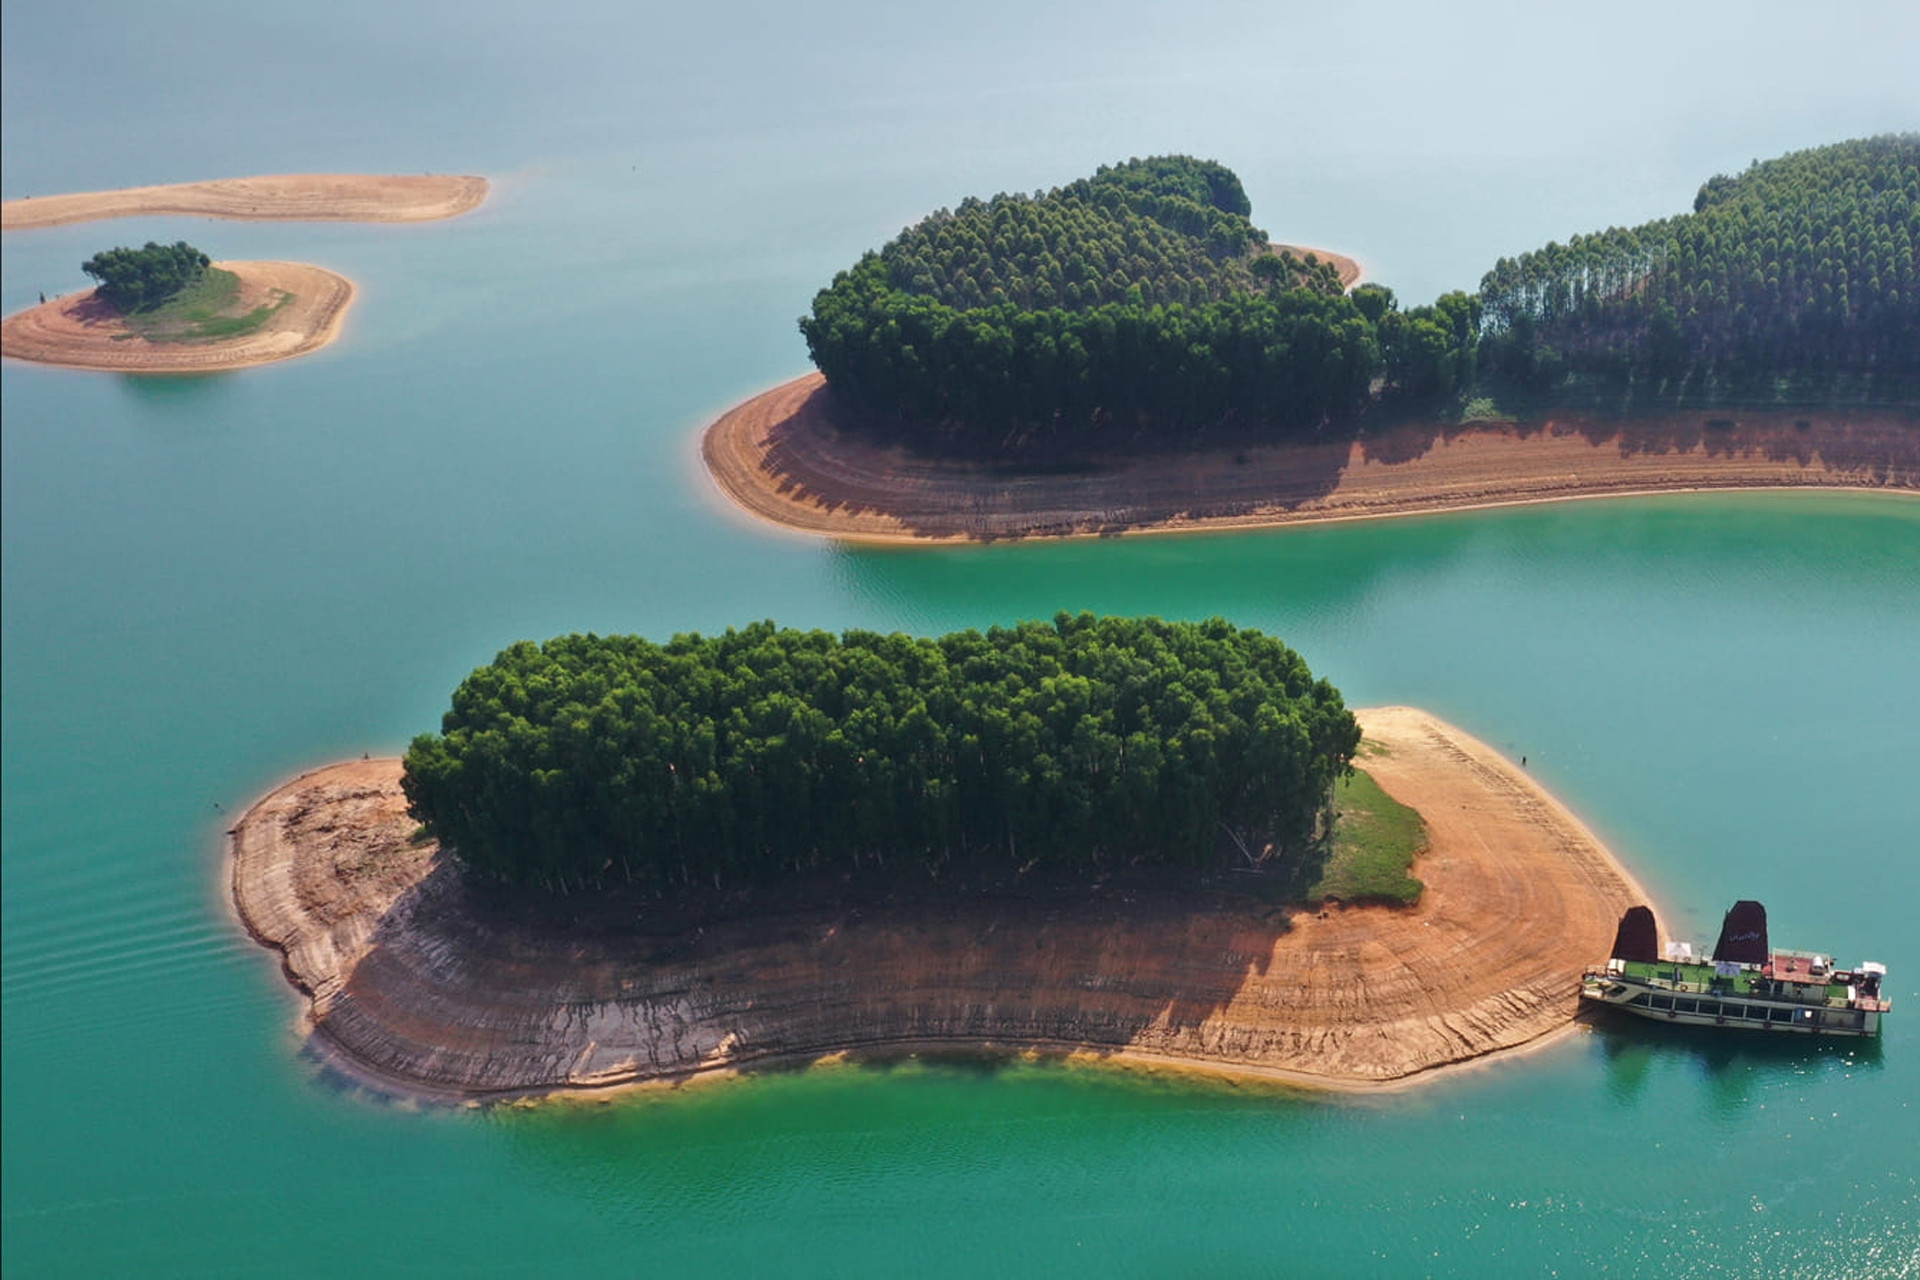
[230,618,1656,1099]
[705,137,1919,541]
[235,688,1645,1099]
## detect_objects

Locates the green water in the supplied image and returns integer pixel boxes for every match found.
[6,2,1920,1275]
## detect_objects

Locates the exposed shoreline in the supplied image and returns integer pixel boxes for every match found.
[1269,242,1364,290]
[1,173,488,230]
[701,373,1920,543]
[230,707,1654,1103]
[0,261,355,373]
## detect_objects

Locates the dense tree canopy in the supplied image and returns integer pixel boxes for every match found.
[802,140,1914,452]
[402,616,1360,896]
[81,241,210,311]
[800,157,1441,453]
[1479,135,1919,403]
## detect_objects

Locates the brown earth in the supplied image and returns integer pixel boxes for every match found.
[1269,242,1364,289]
[229,708,1653,1101]
[701,373,1920,543]
[1,174,488,230]
[1,262,354,372]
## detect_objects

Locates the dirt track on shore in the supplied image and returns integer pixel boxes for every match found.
[230,708,1651,1100]
[2,174,488,230]
[1,262,354,372]
[701,373,1919,542]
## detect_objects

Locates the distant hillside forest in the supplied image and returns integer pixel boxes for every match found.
[402,616,1360,897]
[801,138,1917,454]
[1482,135,1919,406]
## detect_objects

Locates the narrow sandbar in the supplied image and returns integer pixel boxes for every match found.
[230,707,1652,1101]
[700,373,1920,543]
[1,261,354,373]
[2,174,488,230]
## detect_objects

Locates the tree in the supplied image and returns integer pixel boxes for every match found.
[81,241,211,312]
[401,615,1362,897]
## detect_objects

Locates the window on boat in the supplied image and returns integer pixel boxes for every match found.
[1649,996,1674,1010]
[1769,1008,1795,1023]
[1674,999,1697,1013]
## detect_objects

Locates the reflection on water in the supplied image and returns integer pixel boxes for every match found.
[1594,1012,1884,1117]
[114,369,238,411]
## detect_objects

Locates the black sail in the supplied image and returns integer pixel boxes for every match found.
[1610,905,1659,963]
[1712,900,1769,964]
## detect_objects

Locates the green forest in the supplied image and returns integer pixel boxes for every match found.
[402,615,1361,897]
[81,241,211,311]
[1480,135,1919,404]
[802,137,1917,454]
[801,156,1478,452]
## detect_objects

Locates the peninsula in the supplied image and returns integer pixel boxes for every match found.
[234,674,1648,1099]
[703,374,1918,541]
[703,140,1920,541]
[1,173,488,230]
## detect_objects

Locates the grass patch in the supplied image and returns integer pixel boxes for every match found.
[1309,768,1426,907]
[117,268,289,344]
[1456,396,1510,424]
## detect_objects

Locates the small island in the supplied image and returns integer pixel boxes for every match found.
[231,617,1650,1099]
[704,140,1919,541]
[1,240,354,372]
[1,173,488,230]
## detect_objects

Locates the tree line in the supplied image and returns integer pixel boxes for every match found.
[82,241,210,312]
[801,139,1915,454]
[1479,134,1919,404]
[801,156,1476,453]
[402,615,1361,897]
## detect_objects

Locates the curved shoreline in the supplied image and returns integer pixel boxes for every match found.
[701,373,1920,543]
[1269,242,1364,290]
[2,174,488,230]
[1,261,355,372]
[230,708,1654,1102]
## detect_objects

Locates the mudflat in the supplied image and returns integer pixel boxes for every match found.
[230,707,1650,1100]
[702,373,1920,543]
[1,174,488,230]
[1,262,354,372]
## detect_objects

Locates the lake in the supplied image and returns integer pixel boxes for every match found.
[4,2,1918,1275]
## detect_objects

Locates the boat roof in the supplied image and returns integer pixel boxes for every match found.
[1769,952,1829,985]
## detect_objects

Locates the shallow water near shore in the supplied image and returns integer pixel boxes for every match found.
[6,1,1920,1275]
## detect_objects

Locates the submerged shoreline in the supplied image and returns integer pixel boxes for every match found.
[230,707,1653,1102]
[702,373,1920,543]
[1,173,488,229]
[0,261,355,372]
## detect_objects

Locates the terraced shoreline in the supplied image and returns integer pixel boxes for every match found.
[230,707,1652,1101]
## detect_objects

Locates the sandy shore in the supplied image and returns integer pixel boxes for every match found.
[1,262,354,372]
[230,707,1652,1101]
[1269,242,1364,289]
[701,373,1920,543]
[2,174,487,230]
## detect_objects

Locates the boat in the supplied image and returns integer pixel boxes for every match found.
[1580,900,1890,1037]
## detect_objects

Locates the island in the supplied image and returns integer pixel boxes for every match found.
[230,617,1651,1100]
[2,241,354,373]
[704,140,1919,541]
[1,173,488,230]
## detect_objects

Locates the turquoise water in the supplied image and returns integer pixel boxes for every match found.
[5,3,1920,1276]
